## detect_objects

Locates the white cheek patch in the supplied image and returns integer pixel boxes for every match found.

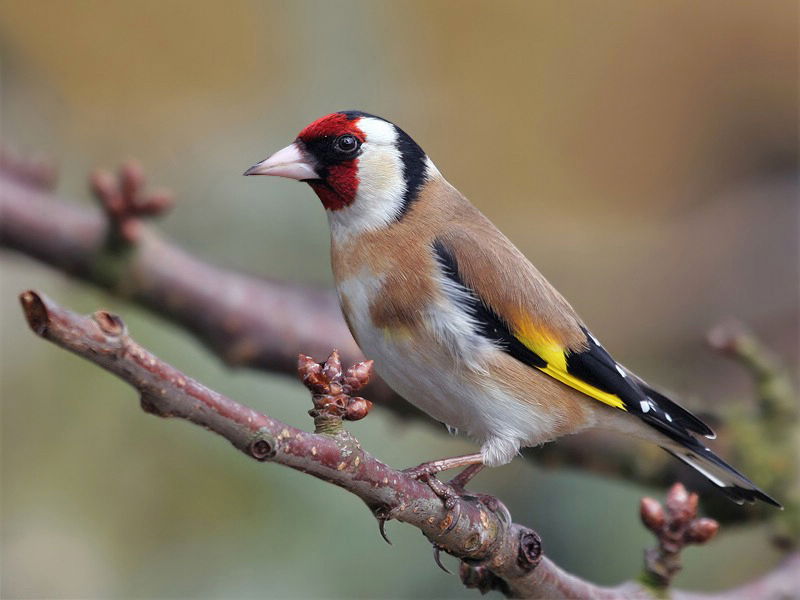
[327,117,408,240]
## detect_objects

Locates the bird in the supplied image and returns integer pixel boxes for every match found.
[245,110,779,507]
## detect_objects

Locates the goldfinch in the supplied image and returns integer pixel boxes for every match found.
[245,111,779,507]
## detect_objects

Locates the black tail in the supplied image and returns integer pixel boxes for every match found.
[638,382,715,439]
[662,440,781,507]
[624,377,780,507]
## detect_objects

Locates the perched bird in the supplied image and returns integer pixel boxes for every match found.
[245,111,779,507]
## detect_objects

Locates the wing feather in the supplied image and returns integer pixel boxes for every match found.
[432,232,713,436]
[429,195,776,505]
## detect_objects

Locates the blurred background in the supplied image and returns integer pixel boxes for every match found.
[1,1,797,597]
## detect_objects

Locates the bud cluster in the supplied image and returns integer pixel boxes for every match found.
[641,482,719,587]
[90,160,173,244]
[298,350,374,422]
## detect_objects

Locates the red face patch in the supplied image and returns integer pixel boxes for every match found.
[296,113,366,211]
[297,113,365,144]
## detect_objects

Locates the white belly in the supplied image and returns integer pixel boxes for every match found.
[336,270,564,466]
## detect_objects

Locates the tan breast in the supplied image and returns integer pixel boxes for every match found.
[330,176,459,335]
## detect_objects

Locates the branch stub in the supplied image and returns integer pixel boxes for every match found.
[248,431,277,461]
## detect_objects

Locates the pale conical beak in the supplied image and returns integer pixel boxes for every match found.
[243,143,319,180]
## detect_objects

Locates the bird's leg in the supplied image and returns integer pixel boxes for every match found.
[448,463,485,492]
[402,452,484,480]
[404,456,488,573]
[377,457,485,548]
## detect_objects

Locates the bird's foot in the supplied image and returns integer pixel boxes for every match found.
[401,458,511,576]
[372,460,485,547]
[421,473,462,512]
[404,454,484,513]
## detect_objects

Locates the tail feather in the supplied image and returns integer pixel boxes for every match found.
[624,376,779,507]
[638,381,716,439]
[663,442,781,508]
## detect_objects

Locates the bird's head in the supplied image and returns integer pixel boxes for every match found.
[245,111,437,234]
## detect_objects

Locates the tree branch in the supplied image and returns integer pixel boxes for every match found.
[14,289,634,598]
[2,157,795,524]
[16,290,799,598]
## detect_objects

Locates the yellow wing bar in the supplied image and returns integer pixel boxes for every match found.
[515,330,627,411]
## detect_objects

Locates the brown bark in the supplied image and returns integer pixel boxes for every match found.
[17,290,798,599]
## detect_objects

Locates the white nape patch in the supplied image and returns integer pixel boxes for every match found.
[615,364,627,378]
[327,117,406,240]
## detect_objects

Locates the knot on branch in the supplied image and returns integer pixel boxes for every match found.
[92,310,126,337]
[247,430,277,461]
[641,482,719,589]
[517,529,543,570]
[0,146,58,190]
[90,160,173,245]
[298,350,374,434]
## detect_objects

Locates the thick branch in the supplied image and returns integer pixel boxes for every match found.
[17,290,798,599]
[17,289,642,599]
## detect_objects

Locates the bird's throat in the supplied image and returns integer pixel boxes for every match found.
[308,162,359,211]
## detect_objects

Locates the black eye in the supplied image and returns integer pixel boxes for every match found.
[333,134,359,155]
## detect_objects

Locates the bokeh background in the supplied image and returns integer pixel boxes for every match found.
[1,1,797,597]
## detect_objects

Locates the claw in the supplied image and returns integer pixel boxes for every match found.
[443,499,461,534]
[374,506,393,545]
[378,517,392,545]
[432,544,452,574]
